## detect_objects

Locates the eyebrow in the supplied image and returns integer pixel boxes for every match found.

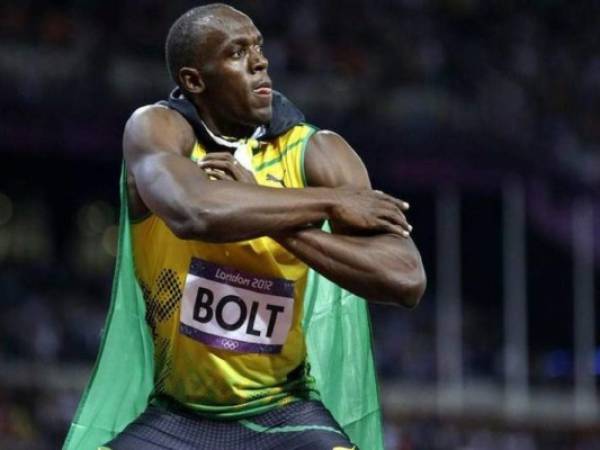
[225,33,263,48]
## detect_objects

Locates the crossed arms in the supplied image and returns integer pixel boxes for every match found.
[124,105,426,307]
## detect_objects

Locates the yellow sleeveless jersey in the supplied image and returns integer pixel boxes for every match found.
[130,124,319,418]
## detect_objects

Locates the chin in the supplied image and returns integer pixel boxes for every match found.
[252,107,273,126]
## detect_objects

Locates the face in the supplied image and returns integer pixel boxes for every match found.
[185,11,272,133]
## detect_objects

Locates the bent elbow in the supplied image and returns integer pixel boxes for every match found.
[167,205,220,242]
[387,264,427,309]
[399,268,427,309]
[169,215,209,240]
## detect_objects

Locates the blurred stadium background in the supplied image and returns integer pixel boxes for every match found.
[1,0,599,449]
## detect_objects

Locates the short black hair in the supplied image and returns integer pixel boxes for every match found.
[165,3,234,86]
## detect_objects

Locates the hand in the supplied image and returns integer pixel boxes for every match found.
[330,187,413,237]
[197,152,257,184]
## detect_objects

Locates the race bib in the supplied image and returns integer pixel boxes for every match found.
[180,258,294,354]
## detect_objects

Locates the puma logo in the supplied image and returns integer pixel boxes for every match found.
[266,173,286,186]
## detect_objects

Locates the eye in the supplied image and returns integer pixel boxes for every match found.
[254,44,263,54]
[231,48,246,59]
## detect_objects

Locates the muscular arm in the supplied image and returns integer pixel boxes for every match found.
[124,106,406,242]
[274,131,426,307]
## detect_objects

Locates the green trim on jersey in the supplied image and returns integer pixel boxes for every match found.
[255,126,317,172]
[239,419,344,436]
[299,124,318,186]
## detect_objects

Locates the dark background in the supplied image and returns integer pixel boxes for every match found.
[0,1,599,449]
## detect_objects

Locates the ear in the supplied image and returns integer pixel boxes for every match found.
[179,67,205,94]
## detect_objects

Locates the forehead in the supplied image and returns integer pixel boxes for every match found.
[197,10,261,49]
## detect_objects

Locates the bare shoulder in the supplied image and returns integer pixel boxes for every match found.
[123,104,195,162]
[304,129,371,188]
[123,104,196,218]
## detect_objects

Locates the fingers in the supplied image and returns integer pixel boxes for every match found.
[332,187,415,237]
[375,219,410,238]
[374,190,410,211]
[377,209,412,236]
[372,190,413,236]
[199,159,243,181]
[198,158,256,184]
[371,191,413,235]
[198,153,240,176]
[198,159,236,174]
[203,168,234,181]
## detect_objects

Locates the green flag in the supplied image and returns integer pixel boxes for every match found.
[63,167,384,450]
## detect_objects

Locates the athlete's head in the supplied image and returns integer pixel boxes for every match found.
[165,4,272,136]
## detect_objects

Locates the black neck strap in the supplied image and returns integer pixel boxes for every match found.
[158,87,305,150]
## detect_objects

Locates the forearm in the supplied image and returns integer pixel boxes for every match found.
[136,153,337,242]
[183,181,337,242]
[274,229,426,307]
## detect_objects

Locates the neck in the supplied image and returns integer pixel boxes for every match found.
[194,103,256,139]
[204,116,255,139]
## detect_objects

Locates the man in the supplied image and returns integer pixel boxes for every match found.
[96,3,425,449]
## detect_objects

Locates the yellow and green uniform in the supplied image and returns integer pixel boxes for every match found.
[131,124,318,419]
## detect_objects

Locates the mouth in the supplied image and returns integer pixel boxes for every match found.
[252,80,272,97]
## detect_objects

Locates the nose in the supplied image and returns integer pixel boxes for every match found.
[249,46,268,73]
